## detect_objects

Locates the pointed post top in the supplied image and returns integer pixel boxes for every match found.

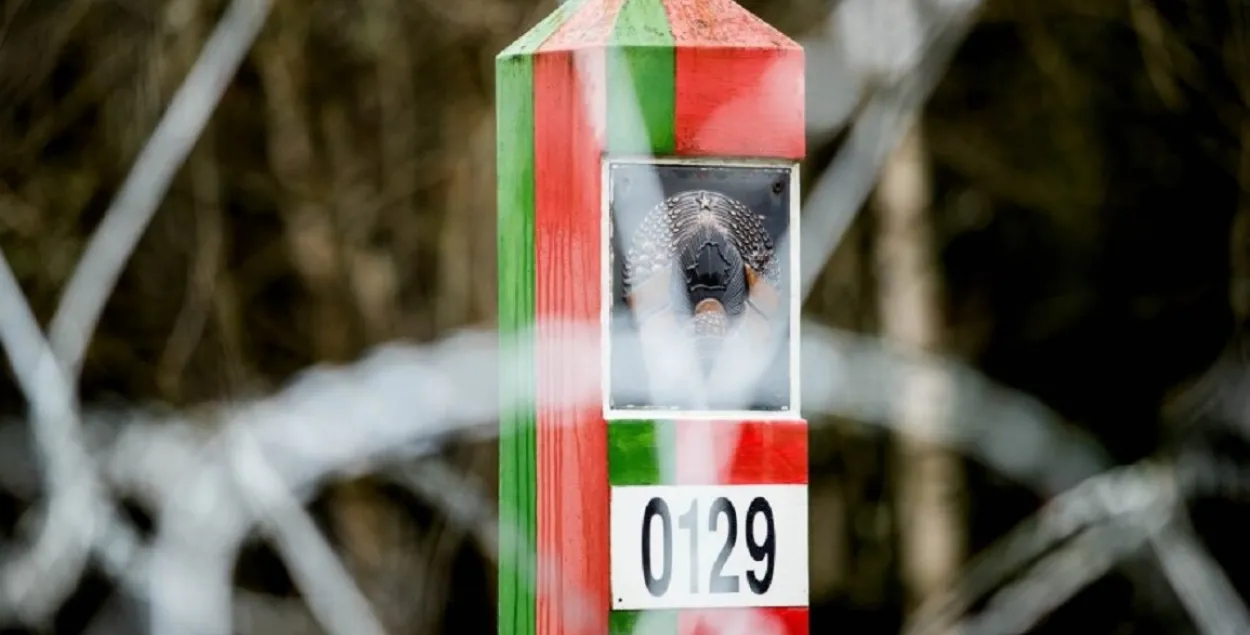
[501,0,800,56]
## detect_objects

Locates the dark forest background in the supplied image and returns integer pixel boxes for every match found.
[2,0,1250,633]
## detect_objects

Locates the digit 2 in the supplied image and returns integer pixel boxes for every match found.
[708,497,740,593]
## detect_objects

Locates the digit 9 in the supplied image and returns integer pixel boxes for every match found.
[746,497,775,594]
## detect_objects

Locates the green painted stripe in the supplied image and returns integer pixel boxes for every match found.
[497,4,585,634]
[611,609,679,635]
[607,0,676,155]
[604,0,678,499]
[608,421,660,486]
[496,54,537,635]
[608,420,677,485]
[499,0,587,58]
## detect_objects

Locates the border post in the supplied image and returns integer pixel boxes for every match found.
[498,1,806,634]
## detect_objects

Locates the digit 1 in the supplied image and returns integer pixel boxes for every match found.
[642,497,672,597]
[677,498,699,593]
[745,497,775,594]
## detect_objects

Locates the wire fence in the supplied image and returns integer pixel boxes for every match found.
[1,0,1248,633]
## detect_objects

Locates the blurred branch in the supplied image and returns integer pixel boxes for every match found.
[0,0,271,627]
[925,122,1099,215]
[798,0,981,299]
[229,429,388,635]
[906,463,1173,634]
[1150,516,1250,635]
[50,0,272,380]
[0,317,1112,631]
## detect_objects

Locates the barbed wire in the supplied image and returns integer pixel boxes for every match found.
[1,0,1247,633]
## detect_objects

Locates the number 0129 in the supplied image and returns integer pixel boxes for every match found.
[610,484,808,610]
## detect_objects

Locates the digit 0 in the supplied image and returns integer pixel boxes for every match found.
[641,497,673,597]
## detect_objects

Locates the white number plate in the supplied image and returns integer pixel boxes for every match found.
[610,484,808,610]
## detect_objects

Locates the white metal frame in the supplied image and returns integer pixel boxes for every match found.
[600,155,802,421]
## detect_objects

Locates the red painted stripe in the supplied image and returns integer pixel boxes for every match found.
[674,420,808,485]
[679,608,810,635]
[533,4,624,635]
[663,0,804,158]
[541,0,627,50]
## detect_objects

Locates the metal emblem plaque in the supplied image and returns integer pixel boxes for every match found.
[604,158,799,416]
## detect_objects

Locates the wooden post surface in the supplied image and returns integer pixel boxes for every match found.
[497,1,807,633]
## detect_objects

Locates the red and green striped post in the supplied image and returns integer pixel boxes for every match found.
[497,1,806,634]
